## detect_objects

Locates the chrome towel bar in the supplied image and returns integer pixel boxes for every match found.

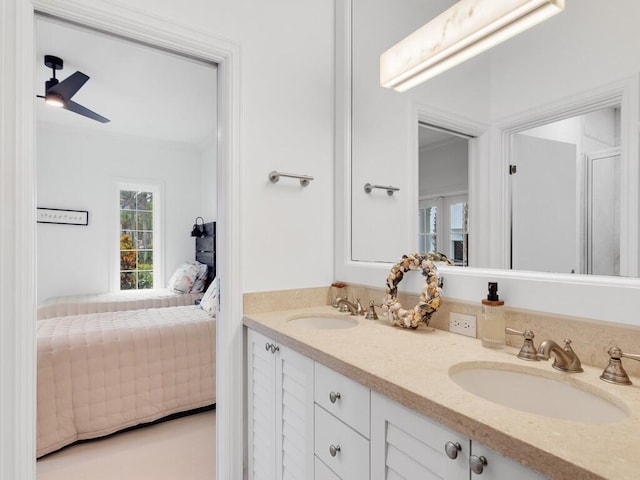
[364,183,399,196]
[268,171,314,187]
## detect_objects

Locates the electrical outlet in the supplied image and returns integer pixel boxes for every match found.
[449,312,477,338]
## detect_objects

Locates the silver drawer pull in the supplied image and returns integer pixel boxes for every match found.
[265,342,271,352]
[271,344,280,353]
[469,455,487,475]
[329,444,341,457]
[444,441,461,459]
[329,391,341,403]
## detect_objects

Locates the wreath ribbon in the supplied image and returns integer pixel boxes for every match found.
[383,252,452,329]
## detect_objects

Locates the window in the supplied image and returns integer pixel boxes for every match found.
[116,181,162,290]
[418,194,468,266]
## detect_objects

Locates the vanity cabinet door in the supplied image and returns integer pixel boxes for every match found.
[370,392,468,480]
[246,328,315,480]
[471,442,549,480]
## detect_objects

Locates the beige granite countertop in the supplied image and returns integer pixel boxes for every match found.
[244,305,640,480]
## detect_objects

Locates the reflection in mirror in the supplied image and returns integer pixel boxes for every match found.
[349,0,639,278]
[510,106,621,275]
[418,123,470,266]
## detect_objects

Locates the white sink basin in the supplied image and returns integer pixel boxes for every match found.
[287,316,358,330]
[449,362,628,423]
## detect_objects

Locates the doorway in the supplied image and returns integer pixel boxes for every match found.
[510,106,622,275]
[417,122,472,266]
[34,14,219,478]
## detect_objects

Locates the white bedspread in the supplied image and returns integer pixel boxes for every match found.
[37,288,204,320]
[37,305,215,457]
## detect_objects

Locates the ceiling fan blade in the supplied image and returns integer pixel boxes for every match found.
[64,100,110,123]
[47,71,89,100]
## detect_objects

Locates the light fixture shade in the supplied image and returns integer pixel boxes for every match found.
[380,0,565,92]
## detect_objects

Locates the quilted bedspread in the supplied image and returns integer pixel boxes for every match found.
[37,289,204,320]
[36,305,215,457]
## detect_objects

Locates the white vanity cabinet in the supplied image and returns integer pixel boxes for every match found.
[246,327,548,480]
[371,392,549,480]
[246,329,315,480]
[314,363,370,480]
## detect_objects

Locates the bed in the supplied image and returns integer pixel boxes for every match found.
[36,304,216,458]
[37,289,204,320]
[38,221,217,320]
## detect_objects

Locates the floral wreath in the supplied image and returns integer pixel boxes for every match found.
[382,252,452,329]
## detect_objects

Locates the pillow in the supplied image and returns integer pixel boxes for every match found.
[167,262,199,293]
[191,261,209,293]
[200,276,218,317]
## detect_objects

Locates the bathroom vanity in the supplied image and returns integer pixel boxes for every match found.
[245,305,639,480]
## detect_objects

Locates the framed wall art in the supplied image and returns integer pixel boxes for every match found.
[37,208,89,226]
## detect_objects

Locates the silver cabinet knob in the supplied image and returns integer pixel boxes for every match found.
[444,441,461,459]
[329,391,341,403]
[469,455,487,474]
[329,444,341,457]
[265,342,271,352]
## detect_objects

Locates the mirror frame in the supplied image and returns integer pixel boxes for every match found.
[335,0,640,325]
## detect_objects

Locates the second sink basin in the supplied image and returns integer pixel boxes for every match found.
[449,362,628,423]
[287,315,358,330]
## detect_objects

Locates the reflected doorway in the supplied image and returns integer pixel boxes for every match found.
[418,123,471,265]
[511,106,621,275]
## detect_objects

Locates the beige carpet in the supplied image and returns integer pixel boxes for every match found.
[37,410,216,480]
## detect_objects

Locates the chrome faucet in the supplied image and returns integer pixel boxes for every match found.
[537,339,583,373]
[337,298,364,316]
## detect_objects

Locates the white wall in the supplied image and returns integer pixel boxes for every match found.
[419,139,468,198]
[489,1,640,119]
[37,123,204,301]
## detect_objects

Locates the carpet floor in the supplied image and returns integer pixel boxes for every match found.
[37,410,216,480]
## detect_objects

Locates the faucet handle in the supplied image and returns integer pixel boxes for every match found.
[364,301,379,320]
[505,328,539,361]
[600,346,640,385]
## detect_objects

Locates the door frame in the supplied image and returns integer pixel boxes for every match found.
[1,1,243,478]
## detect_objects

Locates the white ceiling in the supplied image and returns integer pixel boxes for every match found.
[35,16,217,147]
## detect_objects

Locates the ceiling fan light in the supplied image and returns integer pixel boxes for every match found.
[45,93,64,108]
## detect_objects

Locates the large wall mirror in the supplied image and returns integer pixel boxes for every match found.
[349,0,639,277]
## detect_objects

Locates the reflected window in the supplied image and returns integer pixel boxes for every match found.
[418,195,468,266]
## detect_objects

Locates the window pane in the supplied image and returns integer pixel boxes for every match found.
[138,251,153,270]
[136,211,153,230]
[120,211,135,230]
[120,272,136,290]
[136,231,153,250]
[120,190,137,210]
[418,209,426,233]
[137,271,153,289]
[136,191,153,211]
[120,251,136,270]
[450,203,464,230]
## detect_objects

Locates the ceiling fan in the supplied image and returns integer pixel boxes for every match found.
[37,55,110,123]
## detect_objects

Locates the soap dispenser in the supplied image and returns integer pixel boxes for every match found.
[481,282,505,348]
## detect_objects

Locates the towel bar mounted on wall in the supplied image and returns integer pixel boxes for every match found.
[268,171,314,187]
[364,183,399,196]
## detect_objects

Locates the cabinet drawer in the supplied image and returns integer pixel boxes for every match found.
[315,405,369,480]
[315,362,370,437]
[315,456,341,480]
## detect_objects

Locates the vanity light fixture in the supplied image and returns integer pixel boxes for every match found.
[380,0,565,92]
[190,216,205,237]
